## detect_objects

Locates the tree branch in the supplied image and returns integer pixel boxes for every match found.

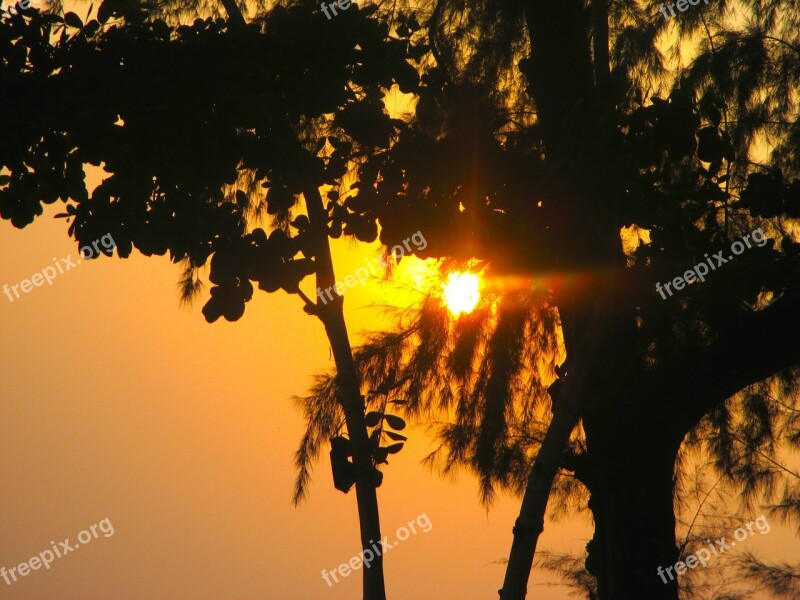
[219,0,246,30]
[666,291,800,434]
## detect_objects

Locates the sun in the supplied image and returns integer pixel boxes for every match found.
[443,272,481,316]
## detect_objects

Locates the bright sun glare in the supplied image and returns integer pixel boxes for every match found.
[443,272,481,316]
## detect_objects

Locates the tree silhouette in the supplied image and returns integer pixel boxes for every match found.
[291,1,800,598]
[5,0,800,599]
[0,2,429,598]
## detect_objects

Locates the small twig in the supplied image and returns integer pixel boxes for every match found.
[679,474,723,555]
[730,434,800,480]
[296,288,319,314]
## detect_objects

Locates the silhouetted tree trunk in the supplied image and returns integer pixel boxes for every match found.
[498,368,583,600]
[305,185,386,600]
[498,298,594,600]
[499,285,619,600]
[499,0,628,595]
[581,394,683,600]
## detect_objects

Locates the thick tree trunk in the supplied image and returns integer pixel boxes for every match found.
[581,405,683,600]
[305,186,386,600]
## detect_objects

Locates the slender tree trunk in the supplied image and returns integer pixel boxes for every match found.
[305,185,386,600]
[498,376,583,599]
[499,296,614,600]
[582,412,682,600]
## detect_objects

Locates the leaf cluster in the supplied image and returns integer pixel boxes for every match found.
[0,0,429,320]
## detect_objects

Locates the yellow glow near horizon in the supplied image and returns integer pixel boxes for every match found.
[443,272,480,316]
